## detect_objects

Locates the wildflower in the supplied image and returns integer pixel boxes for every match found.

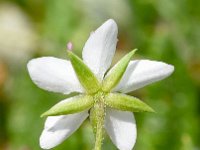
[27,19,174,150]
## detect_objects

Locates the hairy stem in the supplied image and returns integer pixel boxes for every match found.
[90,93,105,150]
[94,102,105,150]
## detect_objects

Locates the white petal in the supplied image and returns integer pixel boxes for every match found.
[82,19,118,80]
[40,111,88,149]
[27,57,84,94]
[114,60,174,93]
[105,108,137,150]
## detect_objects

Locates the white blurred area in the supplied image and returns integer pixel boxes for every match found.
[0,3,37,64]
[79,0,132,27]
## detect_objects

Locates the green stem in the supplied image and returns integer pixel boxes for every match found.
[94,102,105,150]
[90,93,105,150]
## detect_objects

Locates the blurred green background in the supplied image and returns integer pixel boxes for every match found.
[0,0,200,150]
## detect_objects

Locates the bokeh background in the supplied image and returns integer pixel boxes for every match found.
[0,0,200,150]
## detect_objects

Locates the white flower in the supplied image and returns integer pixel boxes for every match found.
[27,19,174,150]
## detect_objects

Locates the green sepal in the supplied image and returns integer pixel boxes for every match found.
[104,93,155,113]
[102,49,137,92]
[41,95,94,117]
[67,51,101,94]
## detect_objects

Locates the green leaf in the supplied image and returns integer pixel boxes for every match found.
[67,51,101,94]
[102,49,137,92]
[105,93,155,113]
[41,95,94,117]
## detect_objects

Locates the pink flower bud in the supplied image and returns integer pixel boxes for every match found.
[67,42,73,51]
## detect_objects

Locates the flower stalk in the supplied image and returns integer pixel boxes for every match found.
[90,92,106,150]
[93,102,105,150]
